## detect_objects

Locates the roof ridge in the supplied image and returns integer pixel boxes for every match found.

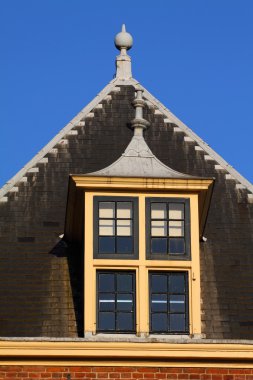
[122,78,253,194]
[0,77,121,199]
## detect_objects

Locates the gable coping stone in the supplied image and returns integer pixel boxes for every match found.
[0,78,118,199]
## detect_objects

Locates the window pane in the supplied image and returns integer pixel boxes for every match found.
[99,202,115,218]
[117,294,133,311]
[117,312,133,331]
[117,237,133,254]
[169,274,185,293]
[151,275,167,292]
[99,237,115,254]
[170,314,186,332]
[99,312,115,330]
[151,203,166,219]
[169,221,184,237]
[99,219,115,236]
[170,295,185,313]
[99,273,115,292]
[117,274,133,292]
[151,294,167,312]
[169,238,185,254]
[151,220,167,237]
[117,220,132,236]
[151,238,167,254]
[99,293,115,311]
[169,203,184,220]
[117,202,132,218]
[151,313,167,332]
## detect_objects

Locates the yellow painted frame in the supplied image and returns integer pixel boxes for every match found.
[84,190,201,337]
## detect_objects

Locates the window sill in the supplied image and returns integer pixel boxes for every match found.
[84,332,205,342]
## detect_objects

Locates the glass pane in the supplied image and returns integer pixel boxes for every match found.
[151,238,167,254]
[169,274,185,293]
[99,202,115,218]
[99,293,115,311]
[117,274,133,292]
[117,202,132,218]
[117,293,133,311]
[151,275,167,292]
[169,238,185,254]
[151,294,167,312]
[99,273,115,292]
[151,220,167,237]
[117,237,133,254]
[99,237,115,254]
[99,312,115,330]
[170,314,186,332]
[170,295,185,313]
[117,313,134,331]
[151,313,167,332]
[169,221,184,237]
[169,203,184,220]
[117,220,132,236]
[99,219,115,236]
[151,203,166,219]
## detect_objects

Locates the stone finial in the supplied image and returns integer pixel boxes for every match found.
[131,87,150,136]
[114,24,133,51]
[115,24,133,80]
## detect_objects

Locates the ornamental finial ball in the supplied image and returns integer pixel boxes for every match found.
[114,24,133,51]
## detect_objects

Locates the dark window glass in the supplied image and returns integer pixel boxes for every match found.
[94,197,138,258]
[97,271,135,333]
[146,198,190,259]
[149,272,189,334]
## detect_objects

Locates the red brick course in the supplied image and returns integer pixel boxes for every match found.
[0,367,253,380]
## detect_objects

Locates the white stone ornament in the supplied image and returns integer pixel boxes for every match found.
[114,24,133,51]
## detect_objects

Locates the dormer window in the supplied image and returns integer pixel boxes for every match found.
[93,196,139,259]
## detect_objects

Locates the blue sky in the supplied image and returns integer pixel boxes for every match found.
[1,0,253,187]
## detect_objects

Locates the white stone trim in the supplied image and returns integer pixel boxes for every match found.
[0,78,119,199]
[129,78,253,194]
[184,136,194,142]
[174,126,183,132]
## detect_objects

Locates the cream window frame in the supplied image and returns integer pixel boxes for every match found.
[84,191,201,337]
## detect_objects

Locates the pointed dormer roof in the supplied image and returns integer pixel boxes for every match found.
[88,86,191,178]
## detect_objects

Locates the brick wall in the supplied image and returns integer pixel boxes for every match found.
[0,366,252,380]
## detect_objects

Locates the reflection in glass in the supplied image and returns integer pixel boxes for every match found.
[169,203,184,220]
[117,202,132,218]
[169,221,184,237]
[151,203,166,219]
[99,219,115,236]
[117,220,132,236]
[151,220,167,236]
[99,202,115,218]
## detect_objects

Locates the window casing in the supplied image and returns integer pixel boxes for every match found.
[149,271,189,334]
[146,198,191,260]
[93,196,139,259]
[97,271,136,333]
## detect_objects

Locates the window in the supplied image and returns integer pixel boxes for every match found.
[146,198,190,260]
[94,197,138,259]
[97,271,136,333]
[149,272,189,334]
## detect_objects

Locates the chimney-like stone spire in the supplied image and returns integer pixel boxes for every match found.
[114,24,133,80]
[131,87,150,136]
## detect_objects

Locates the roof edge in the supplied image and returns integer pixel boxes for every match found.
[117,78,253,194]
[0,77,123,199]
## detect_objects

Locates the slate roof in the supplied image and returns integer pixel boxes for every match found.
[0,44,253,339]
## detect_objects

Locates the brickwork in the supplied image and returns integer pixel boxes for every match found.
[0,85,253,338]
[0,366,253,380]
